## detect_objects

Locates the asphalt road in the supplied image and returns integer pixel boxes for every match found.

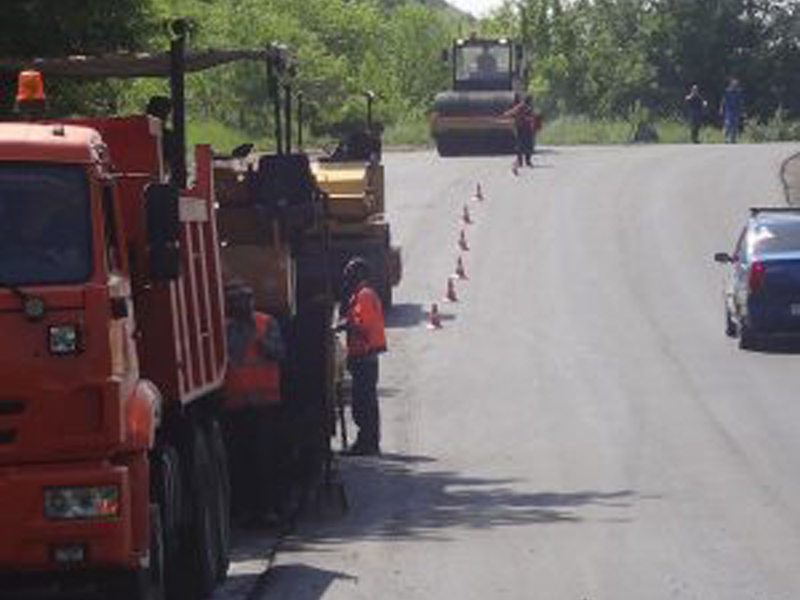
[248,143,800,600]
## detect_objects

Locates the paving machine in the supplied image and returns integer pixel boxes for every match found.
[308,93,402,309]
[430,36,527,156]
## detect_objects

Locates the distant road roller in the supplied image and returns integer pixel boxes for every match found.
[430,36,527,156]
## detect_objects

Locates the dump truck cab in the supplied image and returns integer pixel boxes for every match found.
[430,36,526,156]
[0,52,229,600]
[0,116,166,587]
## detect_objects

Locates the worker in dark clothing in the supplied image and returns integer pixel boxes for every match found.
[222,282,287,526]
[337,257,386,456]
[503,94,539,169]
[720,79,744,144]
[684,84,708,144]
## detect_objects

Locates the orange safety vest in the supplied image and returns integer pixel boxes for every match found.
[345,283,387,358]
[223,313,281,410]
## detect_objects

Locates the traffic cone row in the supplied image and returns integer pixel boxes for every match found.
[428,182,487,331]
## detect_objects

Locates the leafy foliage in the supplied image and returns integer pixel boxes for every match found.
[0,0,462,147]
[488,0,800,124]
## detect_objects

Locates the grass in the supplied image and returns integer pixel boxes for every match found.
[184,115,800,154]
[383,112,433,148]
[186,120,269,154]
[538,116,729,145]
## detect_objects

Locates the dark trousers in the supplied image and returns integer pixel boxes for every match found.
[348,355,380,449]
[689,118,702,143]
[516,127,534,166]
[222,405,286,518]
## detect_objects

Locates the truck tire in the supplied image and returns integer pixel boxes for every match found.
[153,445,185,600]
[204,418,231,582]
[181,422,220,600]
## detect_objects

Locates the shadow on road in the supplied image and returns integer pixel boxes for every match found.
[294,453,635,544]
[256,565,356,600]
[385,303,457,329]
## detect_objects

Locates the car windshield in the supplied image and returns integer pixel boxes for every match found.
[0,163,92,285]
[455,44,512,84]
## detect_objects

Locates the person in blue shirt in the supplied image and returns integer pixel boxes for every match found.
[720,79,744,144]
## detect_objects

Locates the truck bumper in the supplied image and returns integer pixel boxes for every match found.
[0,459,138,571]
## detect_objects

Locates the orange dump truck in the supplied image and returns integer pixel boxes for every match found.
[0,59,231,600]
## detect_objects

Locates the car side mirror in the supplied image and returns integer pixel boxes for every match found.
[713,252,733,263]
[145,183,181,281]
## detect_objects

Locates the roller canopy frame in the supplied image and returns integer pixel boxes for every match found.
[0,49,269,78]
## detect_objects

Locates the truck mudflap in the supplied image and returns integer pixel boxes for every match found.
[0,459,142,571]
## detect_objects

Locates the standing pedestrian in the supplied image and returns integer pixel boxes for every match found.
[337,257,386,456]
[503,94,539,169]
[684,84,708,144]
[222,282,287,526]
[720,79,744,144]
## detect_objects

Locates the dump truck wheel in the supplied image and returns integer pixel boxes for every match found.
[204,418,231,582]
[180,423,219,600]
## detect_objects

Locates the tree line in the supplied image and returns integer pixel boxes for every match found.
[0,0,460,142]
[486,0,800,126]
[2,0,799,142]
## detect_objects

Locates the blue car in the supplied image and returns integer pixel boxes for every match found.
[714,208,800,349]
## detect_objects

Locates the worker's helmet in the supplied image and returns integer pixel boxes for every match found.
[343,256,370,283]
[224,280,254,316]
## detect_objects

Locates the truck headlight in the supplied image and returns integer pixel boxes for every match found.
[43,485,120,520]
[48,324,80,355]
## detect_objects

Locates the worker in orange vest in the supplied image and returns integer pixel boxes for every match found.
[337,257,386,455]
[222,282,286,526]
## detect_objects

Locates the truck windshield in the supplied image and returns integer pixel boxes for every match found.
[0,164,92,285]
[455,44,512,85]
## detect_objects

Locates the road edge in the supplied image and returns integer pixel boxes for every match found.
[779,149,800,207]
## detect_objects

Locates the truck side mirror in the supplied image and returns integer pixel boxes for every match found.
[145,183,181,281]
[441,49,450,63]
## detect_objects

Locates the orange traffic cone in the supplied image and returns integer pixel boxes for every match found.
[427,303,443,329]
[454,255,468,280]
[444,277,458,303]
[473,183,485,202]
[462,204,473,225]
[458,229,470,252]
